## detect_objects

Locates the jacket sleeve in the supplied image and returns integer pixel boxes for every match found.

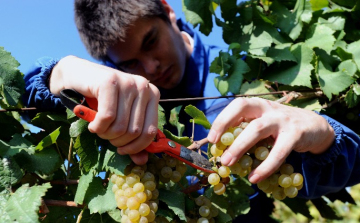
[23,57,64,110]
[288,114,360,199]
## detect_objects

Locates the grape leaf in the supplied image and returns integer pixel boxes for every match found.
[70,118,89,138]
[5,183,51,223]
[74,170,94,205]
[0,112,24,141]
[282,197,313,219]
[184,105,211,129]
[163,129,192,147]
[318,16,345,31]
[0,47,24,107]
[34,127,61,151]
[83,177,116,214]
[347,40,360,71]
[345,88,360,108]
[169,105,185,137]
[317,60,355,100]
[14,148,61,175]
[266,43,313,88]
[73,130,100,172]
[311,197,341,220]
[158,189,186,221]
[305,24,336,54]
[0,137,35,158]
[337,60,358,77]
[182,0,213,36]
[158,105,166,131]
[102,149,132,176]
[310,0,329,11]
[240,80,278,101]
[290,98,322,112]
[0,157,23,188]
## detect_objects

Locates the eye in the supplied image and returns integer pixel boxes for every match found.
[144,36,158,51]
[119,60,138,70]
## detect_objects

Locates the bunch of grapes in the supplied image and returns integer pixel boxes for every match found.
[208,121,304,200]
[186,195,219,223]
[110,154,188,223]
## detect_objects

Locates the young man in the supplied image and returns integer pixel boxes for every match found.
[24,0,360,202]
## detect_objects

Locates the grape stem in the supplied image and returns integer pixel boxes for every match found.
[44,199,85,208]
[188,138,209,150]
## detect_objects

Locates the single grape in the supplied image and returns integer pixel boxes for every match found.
[254,146,269,160]
[220,132,235,146]
[215,141,227,150]
[126,173,140,187]
[151,188,159,200]
[210,144,224,157]
[141,172,155,183]
[139,216,149,223]
[131,166,145,178]
[139,203,151,216]
[280,163,294,175]
[144,180,156,191]
[135,191,147,203]
[251,158,262,169]
[165,156,178,168]
[112,183,119,193]
[272,186,286,200]
[133,182,145,193]
[229,163,242,175]
[127,196,141,210]
[284,186,298,198]
[128,209,140,222]
[199,205,210,217]
[290,173,304,187]
[176,163,187,175]
[195,196,205,206]
[257,178,270,191]
[232,127,243,138]
[218,166,230,178]
[148,200,159,212]
[170,170,182,183]
[146,210,156,222]
[239,155,253,169]
[161,166,173,178]
[239,122,249,129]
[197,217,210,223]
[208,173,221,185]
[278,174,292,188]
[124,187,135,197]
[268,174,280,186]
[116,196,128,209]
[115,176,126,187]
[213,182,226,195]
[144,189,153,201]
[110,174,118,184]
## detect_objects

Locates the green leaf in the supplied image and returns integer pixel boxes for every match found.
[317,60,355,100]
[158,105,166,131]
[214,58,250,95]
[86,179,117,214]
[267,43,314,88]
[318,16,345,31]
[0,47,25,107]
[0,112,24,141]
[74,170,94,205]
[311,197,341,220]
[73,131,100,172]
[0,157,23,188]
[102,149,132,176]
[240,80,278,101]
[345,88,360,108]
[15,149,61,176]
[310,0,329,11]
[169,105,185,137]
[266,44,297,63]
[337,60,358,77]
[107,209,123,222]
[158,189,186,221]
[182,0,213,35]
[282,197,313,219]
[5,183,51,223]
[347,40,360,71]
[184,105,211,129]
[34,127,61,151]
[305,24,336,54]
[0,136,35,158]
[290,98,322,112]
[163,129,192,147]
[70,118,89,138]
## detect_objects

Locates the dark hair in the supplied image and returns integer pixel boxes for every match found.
[74,0,169,61]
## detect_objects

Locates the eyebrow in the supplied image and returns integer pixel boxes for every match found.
[141,26,157,50]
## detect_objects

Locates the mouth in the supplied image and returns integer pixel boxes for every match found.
[153,65,173,84]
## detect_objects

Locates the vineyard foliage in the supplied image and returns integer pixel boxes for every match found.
[0,0,360,222]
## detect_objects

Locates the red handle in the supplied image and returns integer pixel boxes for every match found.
[74,104,97,122]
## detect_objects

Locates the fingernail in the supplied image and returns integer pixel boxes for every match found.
[221,151,233,166]
[248,173,260,184]
[207,129,218,143]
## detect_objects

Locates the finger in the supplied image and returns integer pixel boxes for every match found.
[247,132,294,184]
[129,150,149,165]
[208,98,269,143]
[220,117,275,166]
[116,85,159,154]
[88,74,120,134]
[108,81,151,146]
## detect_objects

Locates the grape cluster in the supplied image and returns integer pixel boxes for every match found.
[209,122,304,200]
[186,195,219,223]
[110,154,187,223]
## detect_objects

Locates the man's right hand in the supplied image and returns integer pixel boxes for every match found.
[51,56,160,164]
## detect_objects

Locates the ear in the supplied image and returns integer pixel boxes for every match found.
[161,0,177,24]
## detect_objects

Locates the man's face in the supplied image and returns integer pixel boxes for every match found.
[107,16,191,89]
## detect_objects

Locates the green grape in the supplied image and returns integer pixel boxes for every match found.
[197,217,210,223]
[133,182,145,193]
[251,158,262,169]
[144,189,153,201]
[121,214,130,223]
[272,186,286,200]
[232,127,243,138]
[132,166,145,178]
[139,203,151,216]
[240,122,249,129]
[115,176,126,187]
[210,205,219,217]
[215,141,227,150]
[148,200,159,212]
[218,166,230,178]
[199,205,210,217]
[128,209,140,222]
[237,167,249,177]
[208,173,221,185]
[127,196,141,210]
[280,163,294,175]
[116,195,128,209]
[195,196,205,206]
[161,166,173,178]
[139,216,149,223]
[284,186,298,198]
[112,183,119,193]
[239,155,253,169]
[176,162,187,175]
[141,172,155,183]
[290,173,304,186]
[254,146,269,160]
[155,158,166,170]
[268,173,280,186]
[257,178,270,191]
[278,174,292,188]
[136,191,147,203]
[144,180,156,191]
[146,210,156,222]
[210,144,224,157]
[126,173,140,187]
[114,189,124,198]
[124,187,135,197]
[110,174,118,184]
[220,132,235,146]
[213,182,226,195]
[229,163,242,175]
[165,156,177,168]
[296,183,304,190]
[151,189,159,200]
[170,170,182,182]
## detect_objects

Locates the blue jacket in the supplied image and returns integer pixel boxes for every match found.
[23,19,360,199]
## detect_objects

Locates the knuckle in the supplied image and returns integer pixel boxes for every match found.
[128,125,142,138]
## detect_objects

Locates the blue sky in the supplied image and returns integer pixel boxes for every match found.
[0,0,227,74]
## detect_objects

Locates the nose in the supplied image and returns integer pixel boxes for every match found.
[141,54,160,77]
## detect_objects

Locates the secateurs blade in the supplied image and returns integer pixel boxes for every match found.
[59,89,215,173]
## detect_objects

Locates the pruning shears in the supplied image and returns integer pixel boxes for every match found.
[59,89,215,173]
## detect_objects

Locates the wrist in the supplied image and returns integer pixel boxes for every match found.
[49,55,76,95]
